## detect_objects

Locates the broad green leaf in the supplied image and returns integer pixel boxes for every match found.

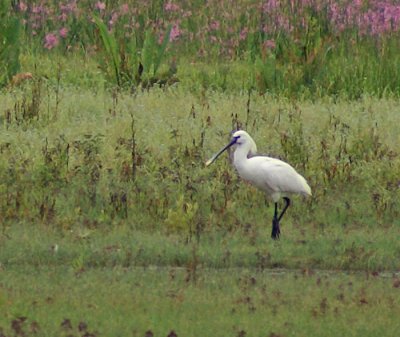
[153,25,172,75]
[94,16,121,86]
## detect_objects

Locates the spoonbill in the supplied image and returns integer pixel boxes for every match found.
[206,130,311,239]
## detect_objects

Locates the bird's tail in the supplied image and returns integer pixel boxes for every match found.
[299,175,312,197]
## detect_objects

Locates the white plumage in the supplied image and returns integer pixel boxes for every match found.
[206,130,311,239]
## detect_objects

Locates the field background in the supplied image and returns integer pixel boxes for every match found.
[1,1,400,336]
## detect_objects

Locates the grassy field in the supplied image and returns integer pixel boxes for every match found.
[1,81,400,335]
[2,82,400,237]
[1,1,400,335]
[1,264,400,337]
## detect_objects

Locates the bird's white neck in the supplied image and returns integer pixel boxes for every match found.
[233,145,251,169]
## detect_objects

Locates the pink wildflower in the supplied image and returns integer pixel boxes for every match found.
[19,1,27,12]
[44,33,59,50]
[120,4,129,15]
[209,20,220,31]
[32,5,44,14]
[210,35,218,43]
[60,1,77,14]
[263,0,280,13]
[59,13,68,22]
[59,27,69,38]
[169,24,181,41]
[263,39,276,50]
[109,12,119,27]
[95,1,106,11]
[164,2,180,12]
[239,27,249,41]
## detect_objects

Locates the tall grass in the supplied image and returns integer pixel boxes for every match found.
[94,16,173,88]
[1,84,399,253]
[0,1,21,87]
[2,3,400,335]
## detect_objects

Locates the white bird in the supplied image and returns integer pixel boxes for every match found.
[206,130,312,239]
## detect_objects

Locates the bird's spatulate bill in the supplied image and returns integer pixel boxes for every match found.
[205,139,236,166]
[205,158,215,167]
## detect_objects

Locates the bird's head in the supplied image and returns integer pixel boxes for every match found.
[206,130,257,166]
[231,130,256,148]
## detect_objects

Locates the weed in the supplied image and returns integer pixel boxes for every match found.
[94,16,174,89]
[0,1,21,88]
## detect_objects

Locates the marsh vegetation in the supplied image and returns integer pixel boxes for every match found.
[1,1,400,336]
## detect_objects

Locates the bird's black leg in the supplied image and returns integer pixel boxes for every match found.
[271,202,280,240]
[271,198,291,240]
[278,197,291,222]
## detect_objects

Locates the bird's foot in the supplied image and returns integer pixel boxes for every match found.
[271,218,280,240]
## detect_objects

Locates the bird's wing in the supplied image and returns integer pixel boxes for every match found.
[254,157,311,196]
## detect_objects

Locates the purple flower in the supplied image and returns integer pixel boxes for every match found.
[60,1,78,14]
[44,33,59,49]
[209,20,220,31]
[120,4,129,15]
[169,24,181,41]
[210,35,218,43]
[19,1,27,12]
[109,12,119,28]
[59,13,68,22]
[164,2,180,12]
[239,27,248,41]
[263,0,280,13]
[95,1,106,11]
[59,27,69,38]
[32,5,44,14]
[263,39,276,50]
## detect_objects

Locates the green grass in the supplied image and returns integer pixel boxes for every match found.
[1,262,400,336]
[1,66,400,335]
[1,83,399,234]
[1,3,400,335]
[1,223,399,272]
